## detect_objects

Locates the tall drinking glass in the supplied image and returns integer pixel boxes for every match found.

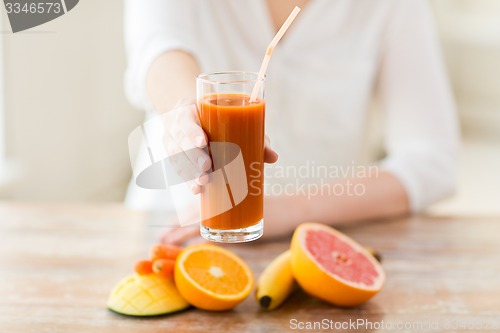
[196,72,265,242]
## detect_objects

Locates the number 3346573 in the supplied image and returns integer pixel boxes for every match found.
[5,2,62,14]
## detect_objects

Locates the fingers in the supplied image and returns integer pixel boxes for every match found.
[163,102,212,194]
[175,104,207,149]
[190,183,202,195]
[164,101,278,198]
[164,136,202,194]
[264,135,278,164]
[172,104,211,171]
[265,146,279,163]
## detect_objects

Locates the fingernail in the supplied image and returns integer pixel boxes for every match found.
[195,172,206,186]
[191,183,200,194]
[198,174,209,185]
[197,156,206,169]
[195,135,204,147]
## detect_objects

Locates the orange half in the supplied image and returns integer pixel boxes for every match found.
[174,244,253,311]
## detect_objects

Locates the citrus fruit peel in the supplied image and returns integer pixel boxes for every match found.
[174,244,254,311]
[291,223,385,307]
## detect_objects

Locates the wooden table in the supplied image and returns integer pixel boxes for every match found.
[1,203,500,332]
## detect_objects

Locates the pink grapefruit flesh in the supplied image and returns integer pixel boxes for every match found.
[291,223,385,306]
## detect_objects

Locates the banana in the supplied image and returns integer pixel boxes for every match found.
[255,250,296,310]
[364,246,382,263]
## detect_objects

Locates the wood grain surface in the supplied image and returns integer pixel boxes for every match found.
[1,203,499,332]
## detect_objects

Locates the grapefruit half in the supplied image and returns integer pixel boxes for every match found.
[291,223,385,307]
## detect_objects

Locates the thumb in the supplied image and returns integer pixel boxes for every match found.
[264,135,278,164]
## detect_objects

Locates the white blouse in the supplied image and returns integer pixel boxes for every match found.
[124,0,460,213]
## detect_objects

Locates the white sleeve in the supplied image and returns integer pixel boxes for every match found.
[123,0,198,111]
[377,0,461,212]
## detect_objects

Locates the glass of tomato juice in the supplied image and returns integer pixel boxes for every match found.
[196,72,265,243]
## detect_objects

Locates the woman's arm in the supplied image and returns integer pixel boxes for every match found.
[263,171,409,238]
[124,0,198,111]
[146,50,200,114]
[263,0,459,239]
[163,170,408,243]
[376,0,460,212]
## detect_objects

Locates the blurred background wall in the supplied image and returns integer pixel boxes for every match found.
[0,0,142,201]
[429,0,500,215]
[0,0,498,213]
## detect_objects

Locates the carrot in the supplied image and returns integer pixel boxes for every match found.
[152,258,176,278]
[134,260,153,275]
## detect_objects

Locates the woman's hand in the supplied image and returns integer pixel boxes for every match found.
[163,98,278,195]
[163,99,211,195]
[264,135,279,164]
[161,98,279,245]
